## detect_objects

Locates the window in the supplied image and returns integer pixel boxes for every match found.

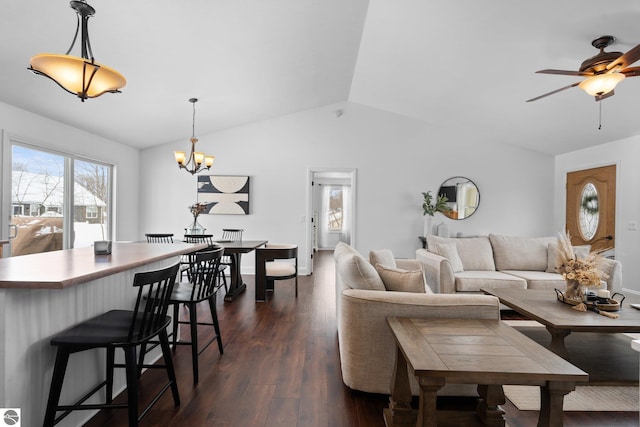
[579,182,599,241]
[8,143,113,255]
[328,187,344,231]
[85,205,98,219]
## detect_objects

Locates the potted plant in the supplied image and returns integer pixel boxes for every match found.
[421,191,450,236]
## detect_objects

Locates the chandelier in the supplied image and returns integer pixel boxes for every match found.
[28,1,126,102]
[174,98,215,175]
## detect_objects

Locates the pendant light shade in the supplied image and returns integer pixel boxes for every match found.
[28,0,125,101]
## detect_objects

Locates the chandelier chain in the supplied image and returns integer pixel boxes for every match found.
[192,99,196,138]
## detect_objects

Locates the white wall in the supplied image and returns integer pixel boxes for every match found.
[140,102,555,275]
[0,101,140,241]
[554,135,640,293]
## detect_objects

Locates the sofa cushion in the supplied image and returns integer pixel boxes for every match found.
[369,249,397,268]
[374,264,427,293]
[546,243,592,273]
[432,241,464,273]
[454,271,527,292]
[337,253,386,291]
[427,235,495,271]
[489,234,555,272]
[501,270,567,290]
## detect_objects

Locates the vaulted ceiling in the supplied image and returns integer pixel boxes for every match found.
[1,0,640,155]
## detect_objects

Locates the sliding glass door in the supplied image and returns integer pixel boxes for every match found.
[73,159,111,247]
[3,140,112,256]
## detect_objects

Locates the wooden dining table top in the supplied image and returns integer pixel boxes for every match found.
[214,240,267,253]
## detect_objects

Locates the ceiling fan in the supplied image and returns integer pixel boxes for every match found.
[526,35,640,102]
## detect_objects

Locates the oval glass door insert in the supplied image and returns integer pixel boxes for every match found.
[579,182,599,240]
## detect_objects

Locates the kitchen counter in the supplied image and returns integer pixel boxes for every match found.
[0,241,205,427]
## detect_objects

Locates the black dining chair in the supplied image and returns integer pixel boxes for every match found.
[218,229,243,290]
[255,244,298,301]
[183,234,216,247]
[221,229,243,242]
[145,233,174,243]
[156,247,225,383]
[180,234,226,289]
[43,263,181,427]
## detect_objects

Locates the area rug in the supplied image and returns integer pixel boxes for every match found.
[503,320,640,385]
[504,385,639,411]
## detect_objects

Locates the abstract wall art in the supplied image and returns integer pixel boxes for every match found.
[197,175,250,215]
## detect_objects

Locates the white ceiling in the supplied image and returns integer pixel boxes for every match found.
[2,0,640,155]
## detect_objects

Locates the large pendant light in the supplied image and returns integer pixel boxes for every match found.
[28,0,126,101]
[174,98,215,175]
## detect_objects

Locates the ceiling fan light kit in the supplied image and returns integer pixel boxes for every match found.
[527,35,640,103]
[28,0,126,101]
[578,73,625,97]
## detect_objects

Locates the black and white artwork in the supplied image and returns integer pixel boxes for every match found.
[197,175,250,215]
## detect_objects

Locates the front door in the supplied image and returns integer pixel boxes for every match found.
[565,165,616,252]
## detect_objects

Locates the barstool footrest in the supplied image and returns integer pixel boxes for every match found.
[51,379,108,425]
[52,379,175,425]
[171,334,221,355]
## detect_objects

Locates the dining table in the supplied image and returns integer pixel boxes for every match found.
[215,239,268,302]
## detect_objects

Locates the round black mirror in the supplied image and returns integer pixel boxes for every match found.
[438,177,480,220]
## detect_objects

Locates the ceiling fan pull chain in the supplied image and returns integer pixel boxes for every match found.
[598,102,602,130]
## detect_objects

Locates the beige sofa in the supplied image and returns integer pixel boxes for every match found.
[334,242,500,396]
[416,234,622,294]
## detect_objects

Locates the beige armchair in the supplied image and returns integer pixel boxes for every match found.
[334,242,500,396]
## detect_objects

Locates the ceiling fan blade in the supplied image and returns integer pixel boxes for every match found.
[526,82,580,102]
[621,66,640,77]
[536,69,593,76]
[606,43,640,71]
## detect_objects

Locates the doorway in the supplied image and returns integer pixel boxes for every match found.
[306,168,356,275]
[566,165,616,253]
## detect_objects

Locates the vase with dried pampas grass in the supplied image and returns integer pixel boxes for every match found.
[556,231,609,301]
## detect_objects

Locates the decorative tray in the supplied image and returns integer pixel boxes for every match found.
[555,289,625,312]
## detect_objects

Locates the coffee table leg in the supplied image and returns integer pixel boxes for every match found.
[476,384,506,427]
[417,377,445,427]
[385,346,417,427]
[538,381,575,427]
[546,326,571,359]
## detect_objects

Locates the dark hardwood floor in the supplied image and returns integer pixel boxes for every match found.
[85,250,638,426]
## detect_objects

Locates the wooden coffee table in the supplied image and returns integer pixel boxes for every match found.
[482,288,640,360]
[385,317,587,427]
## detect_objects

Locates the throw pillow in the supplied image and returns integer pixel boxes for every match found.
[546,243,593,273]
[337,254,386,291]
[546,243,559,273]
[433,242,464,272]
[374,263,426,293]
[574,245,592,258]
[369,249,397,268]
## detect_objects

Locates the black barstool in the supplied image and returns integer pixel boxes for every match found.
[141,248,225,383]
[43,263,181,427]
[171,248,224,383]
